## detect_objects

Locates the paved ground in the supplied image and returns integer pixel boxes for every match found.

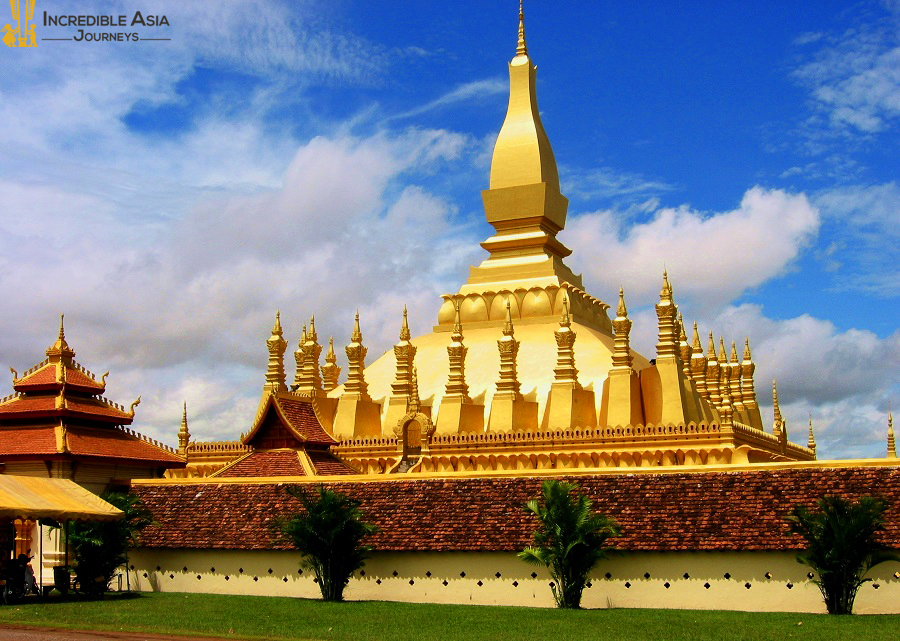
[0,626,251,641]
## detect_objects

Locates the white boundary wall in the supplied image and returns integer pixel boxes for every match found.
[128,549,900,614]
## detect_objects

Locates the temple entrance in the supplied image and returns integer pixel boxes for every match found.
[402,420,422,459]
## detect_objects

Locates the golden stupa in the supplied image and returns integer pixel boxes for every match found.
[176,6,815,479]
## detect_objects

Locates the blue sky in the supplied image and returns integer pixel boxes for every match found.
[0,0,897,458]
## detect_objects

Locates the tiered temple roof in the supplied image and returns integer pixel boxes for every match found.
[0,317,183,468]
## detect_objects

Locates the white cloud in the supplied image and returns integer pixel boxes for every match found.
[792,5,900,136]
[565,187,820,311]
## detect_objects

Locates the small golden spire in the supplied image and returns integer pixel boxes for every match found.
[730,341,739,364]
[706,332,717,360]
[888,410,896,459]
[692,322,702,352]
[743,337,752,361]
[400,305,411,341]
[617,287,627,318]
[178,401,190,454]
[516,0,527,57]
[503,299,515,336]
[661,270,672,301]
[452,300,463,337]
[718,337,728,363]
[308,315,318,343]
[807,414,816,452]
[58,314,66,341]
[351,310,362,343]
[301,324,308,344]
[321,337,341,393]
[272,311,283,335]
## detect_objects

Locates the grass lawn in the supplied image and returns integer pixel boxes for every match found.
[0,592,897,641]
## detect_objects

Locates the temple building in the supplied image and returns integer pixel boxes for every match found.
[0,317,183,574]
[176,7,818,479]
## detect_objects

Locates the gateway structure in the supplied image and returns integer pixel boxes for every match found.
[175,7,818,480]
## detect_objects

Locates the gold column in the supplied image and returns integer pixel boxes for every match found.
[488,301,537,432]
[741,339,764,430]
[383,307,420,433]
[263,311,287,394]
[542,296,597,430]
[601,288,643,428]
[291,324,307,390]
[436,302,484,434]
[295,316,324,397]
[333,312,382,439]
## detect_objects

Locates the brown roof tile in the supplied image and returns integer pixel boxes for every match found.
[67,426,184,464]
[308,450,357,475]
[132,466,900,553]
[0,426,58,456]
[276,398,336,446]
[216,451,307,478]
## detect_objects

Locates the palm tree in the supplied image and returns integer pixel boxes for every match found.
[66,491,153,594]
[786,495,898,614]
[519,480,621,609]
[277,485,378,602]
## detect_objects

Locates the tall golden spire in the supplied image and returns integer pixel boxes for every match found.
[690,322,707,397]
[678,314,692,379]
[705,332,721,410]
[343,311,371,400]
[551,295,580,385]
[611,288,633,370]
[178,401,190,455]
[461,2,577,295]
[495,300,522,399]
[292,324,307,389]
[772,379,783,438]
[807,414,816,452]
[888,410,896,459]
[655,271,679,359]
[384,306,419,431]
[264,311,287,393]
[295,315,324,396]
[444,301,471,402]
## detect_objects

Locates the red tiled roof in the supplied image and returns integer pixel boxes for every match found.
[0,394,131,423]
[14,363,105,393]
[216,451,307,478]
[132,466,900,552]
[67,426,184,464]
[308,450,357,475]
[14,364,56,388]
[244,396,336,448]
[0,426,58,456]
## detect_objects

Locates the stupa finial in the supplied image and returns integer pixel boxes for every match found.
[400,305,411,341]
[661,270,672,301]
[351,310,362,343]
[516,0,527,57]
[807,414,816,452]
[617,287,627,318]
